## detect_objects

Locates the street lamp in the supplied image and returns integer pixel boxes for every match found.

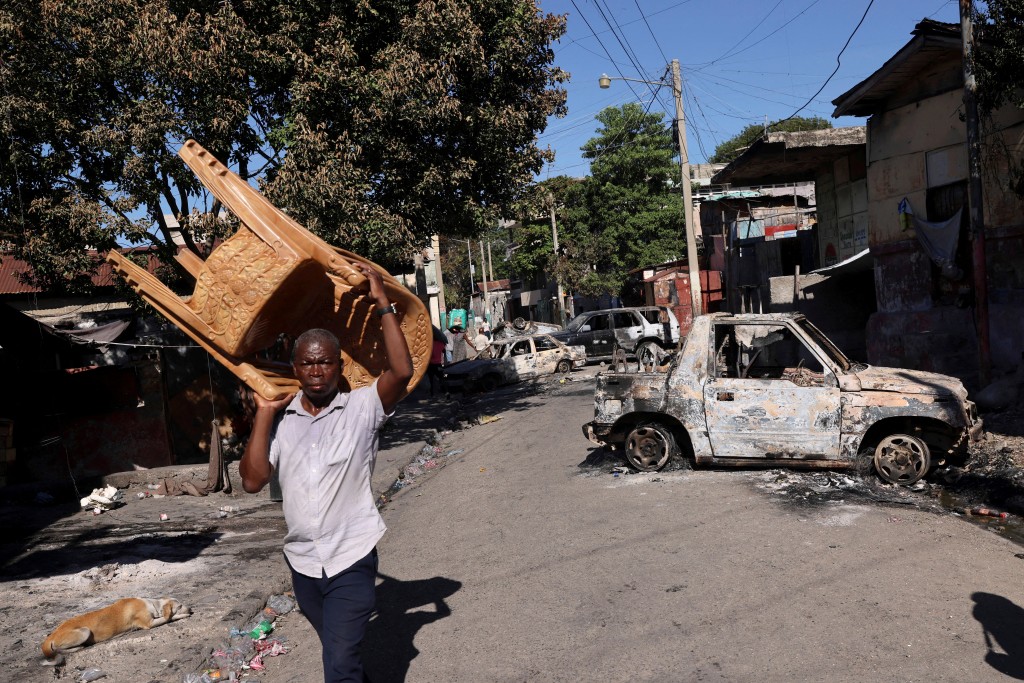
[599,60,702,319]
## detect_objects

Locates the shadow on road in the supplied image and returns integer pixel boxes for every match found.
[0,524,221,580]
[973,591,1024,680]
[364,572,462,682]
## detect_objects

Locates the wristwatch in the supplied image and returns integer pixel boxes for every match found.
[375,303,398,317]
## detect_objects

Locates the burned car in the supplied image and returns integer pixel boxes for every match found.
[444,333,585,392]
[583,313,983,485]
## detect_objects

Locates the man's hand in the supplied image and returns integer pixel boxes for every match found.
[254,392,295,415]
[356,262,389,306]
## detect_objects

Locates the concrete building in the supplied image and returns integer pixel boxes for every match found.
[832,19,1024,386]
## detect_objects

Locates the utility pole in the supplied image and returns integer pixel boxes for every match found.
[431,235,446,327]
[548,193,566,326]
[487,241,495,281]
[479,241,489,327]
[672,59,702,318]
[960,0,991,386]
[466,239,474,319]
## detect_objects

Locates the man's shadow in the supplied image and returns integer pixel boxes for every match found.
[363,572,462,682]
[973,591,1024,679]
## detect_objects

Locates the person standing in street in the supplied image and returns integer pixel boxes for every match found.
[442,325,456,364]
[239,261,414,683]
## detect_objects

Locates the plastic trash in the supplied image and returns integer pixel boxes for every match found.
[267,594,296,616]
[249,619,274,639]
[965,507,1009,519]
[80,668,107,681]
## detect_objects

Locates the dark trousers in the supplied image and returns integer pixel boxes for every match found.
[289,548,378,683]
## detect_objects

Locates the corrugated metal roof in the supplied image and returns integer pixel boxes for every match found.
[0,247,167,295]
[706,190,762,201]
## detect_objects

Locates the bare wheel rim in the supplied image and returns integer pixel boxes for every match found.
[874,434,930,485]
[636,342,657,365]
[556,359,571,373]
[625,425,673,471]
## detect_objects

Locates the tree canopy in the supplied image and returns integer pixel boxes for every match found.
[0,0,567,291]
[552,103,685,298]
[708,116,832,165]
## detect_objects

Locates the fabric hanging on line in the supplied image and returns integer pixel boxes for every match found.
[900,198,964,279]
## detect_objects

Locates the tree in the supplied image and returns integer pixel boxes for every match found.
[0,0,567,291]
[972,1,1024,194]
[708,116,832,164]
[552,103,684,298]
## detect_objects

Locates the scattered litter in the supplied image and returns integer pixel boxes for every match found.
[266,594,295,615]
[249,619,274,640]
[79,667,107,681]
[249,638,289,670]
[887,516,902,523]
[80,486,124,511]
[477,414,502,425]
[160,513,169,522]
[479,468,487,472]
[220,505,238,513]
[962,507,1009,519]
[137,492,152,499]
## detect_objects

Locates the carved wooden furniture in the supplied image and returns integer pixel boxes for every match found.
[107,140,430,400]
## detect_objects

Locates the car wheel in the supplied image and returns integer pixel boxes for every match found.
[625,423,677,472]
[556,359,572,373]
[873,433,930,485]
[479,374,500,392]
[635,341,660,365]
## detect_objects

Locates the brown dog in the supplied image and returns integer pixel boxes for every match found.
[41,597,191,664]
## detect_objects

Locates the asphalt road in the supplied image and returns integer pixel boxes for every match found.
[7,370,1024,682]
[259,377,1024,683]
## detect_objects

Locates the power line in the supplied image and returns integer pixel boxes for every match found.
[634,0,669,65]
[568,0,645,102]
[775,0,877,126]
[690,0,824,69]
[590,0,661,101]
[705,0,785,67]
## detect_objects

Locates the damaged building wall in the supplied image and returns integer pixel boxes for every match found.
[816,152,869,267]
[863,86,1024,387]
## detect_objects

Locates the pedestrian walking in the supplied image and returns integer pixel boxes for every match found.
[239,261,414,683]
[428,327,446,397]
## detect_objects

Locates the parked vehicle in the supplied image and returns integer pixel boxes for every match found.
[444,333,586,392]
[550,306,681,364]
[583,312,983,485]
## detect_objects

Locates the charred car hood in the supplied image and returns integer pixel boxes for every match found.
[851,366,967,398]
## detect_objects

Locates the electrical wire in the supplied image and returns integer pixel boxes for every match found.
[689,0,824,69]
[774,0,877,126]
[634,0,669,64]
[568,0,645,102]
[590,0,662,101]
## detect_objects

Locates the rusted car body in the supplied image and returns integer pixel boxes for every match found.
[444,333,585,392]
[583,313,983,484]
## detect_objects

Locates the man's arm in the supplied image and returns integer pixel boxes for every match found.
[239,393,293,493]
[357,263,414,413]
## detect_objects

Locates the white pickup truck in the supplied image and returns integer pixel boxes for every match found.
[583,313,983,485]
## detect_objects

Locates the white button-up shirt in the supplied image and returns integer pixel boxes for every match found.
[269,381,390,578]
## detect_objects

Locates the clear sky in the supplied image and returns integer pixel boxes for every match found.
[536,0,962,179]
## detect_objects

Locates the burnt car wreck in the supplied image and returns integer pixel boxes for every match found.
[583,313,983,485]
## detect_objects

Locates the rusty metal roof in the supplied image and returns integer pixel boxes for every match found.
[831,19,962,117]
[710,127,866,186]
[0,248,166,295]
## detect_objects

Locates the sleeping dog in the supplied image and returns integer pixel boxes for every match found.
[42,597,191,664]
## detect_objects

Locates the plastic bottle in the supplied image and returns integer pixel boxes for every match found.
[249,619,274,639]
[80,669,107,682]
